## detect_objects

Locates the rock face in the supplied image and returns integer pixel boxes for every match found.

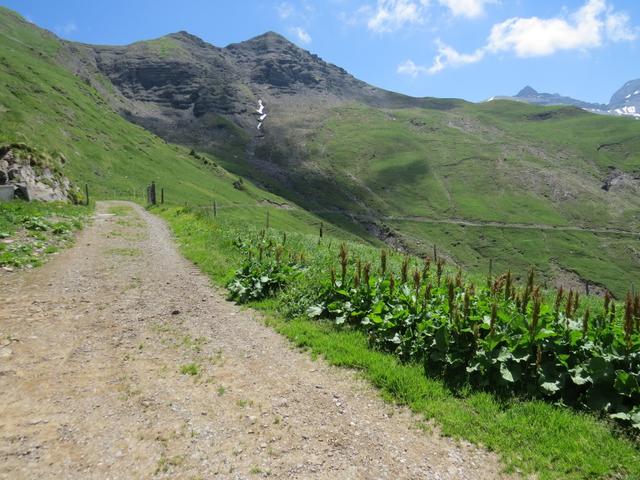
[0,146,75,202]
[70,31,457,154]
[90,31,390,113]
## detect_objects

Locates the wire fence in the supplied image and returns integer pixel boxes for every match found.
[84,182,639,296]
[84,182,640,240]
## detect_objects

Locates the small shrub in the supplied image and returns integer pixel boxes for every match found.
[180,363,200,376]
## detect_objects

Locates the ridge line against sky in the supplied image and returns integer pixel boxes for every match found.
[3,0,639,103]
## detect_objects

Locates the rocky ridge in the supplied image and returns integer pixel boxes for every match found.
[66,30,460,154]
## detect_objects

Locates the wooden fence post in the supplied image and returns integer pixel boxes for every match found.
[149,181,157,205]
[320,221,324,238]
[85,184,89,206]
[213,200,217,217]
[161,188,164,204]
[433,244,438,262]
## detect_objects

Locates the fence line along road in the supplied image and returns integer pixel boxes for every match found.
[92,188,639,239]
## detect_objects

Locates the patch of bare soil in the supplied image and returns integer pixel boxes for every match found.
[0,201,513,479]
[258,199,294,210]
[549,263,609,297]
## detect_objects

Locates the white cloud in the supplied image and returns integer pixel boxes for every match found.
[605,9,637,41]
[397,59,431,76]
[487,0,636,57]
[438,0,496,19]
[428,39,485,73]
[405,0,638,75]
[55,22,77,35]
[356,0,492,31]
[291,26,312,44]
[277,2,294,19]
[398,39,484,76]
[366,0,429,33]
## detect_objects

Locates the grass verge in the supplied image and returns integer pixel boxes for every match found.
[0,199,91,269]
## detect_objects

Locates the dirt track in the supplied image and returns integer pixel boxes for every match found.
[383,215,639,237]
[0,201,511,479]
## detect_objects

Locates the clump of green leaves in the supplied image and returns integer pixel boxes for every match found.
[224,226,640,433]
[308,253,640,432]
[227,232,305,303]
[179,363,200,376]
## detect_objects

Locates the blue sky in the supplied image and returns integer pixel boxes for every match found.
[4,0,639,103]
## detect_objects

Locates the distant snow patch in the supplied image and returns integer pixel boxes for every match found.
[610,105,640,118]
[255,99,267,131]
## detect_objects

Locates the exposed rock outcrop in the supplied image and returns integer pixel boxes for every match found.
[601,168,640,192]
[0,144,78,202]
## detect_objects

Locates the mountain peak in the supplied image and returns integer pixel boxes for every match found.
[230,30,294,49]
[252,31,288,41]
[517,86,538,97]
[165,30,210,48]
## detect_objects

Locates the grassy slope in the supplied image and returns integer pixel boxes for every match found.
[391,220,640,299]
[305,102,640,226]
[290,102,640,297]
[160,205,640,480]
[0,8,365,243]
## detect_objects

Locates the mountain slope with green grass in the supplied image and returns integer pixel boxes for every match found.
[290,102,640,297]
[225,99,639,296]
[0,7,364,242]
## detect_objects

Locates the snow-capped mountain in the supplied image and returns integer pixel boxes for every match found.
[607,79,640,118]
[488,80,640,119]
[512,86,605,110]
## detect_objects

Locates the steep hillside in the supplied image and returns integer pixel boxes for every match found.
[0,7,361,239]
[295,101,640,296]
